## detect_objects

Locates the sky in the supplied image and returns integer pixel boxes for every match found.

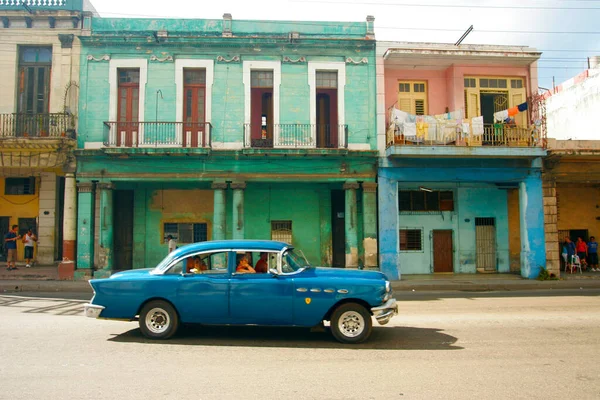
[90,0,600,89]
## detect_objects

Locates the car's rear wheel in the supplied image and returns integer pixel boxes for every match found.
[139,300,179,340]
[329,302,372,344]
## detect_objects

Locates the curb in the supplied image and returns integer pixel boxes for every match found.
[0,280,93,293]
[391,280,600,292]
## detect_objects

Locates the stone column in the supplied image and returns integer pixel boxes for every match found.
[519,172,547,279]
[344,181,359,268]
[37,172,57,264]
[58,173,77,279]
[75,182,94,278]
[377,174,400,280]
[97,182,114,274]
[362,182,378,269]
[543,175,560,276]
[212,181,228,240]
[231,182,246,240]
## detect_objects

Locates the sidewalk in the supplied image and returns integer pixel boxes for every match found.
[2,265,600,294]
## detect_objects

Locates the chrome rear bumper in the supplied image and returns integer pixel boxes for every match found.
[371,298,398,325]
[84,303,105,319]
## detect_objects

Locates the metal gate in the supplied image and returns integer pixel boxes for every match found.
[475,217,497,271]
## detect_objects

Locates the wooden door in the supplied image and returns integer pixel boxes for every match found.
[117,70,139,147]
[433,230,453,273]
[331,190,345,267]
[113,190,134,270]
[183,82,206,147]
[316,89,338,148]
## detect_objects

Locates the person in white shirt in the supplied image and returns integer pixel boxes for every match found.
[23,228,36,268]
[167,235,177,253]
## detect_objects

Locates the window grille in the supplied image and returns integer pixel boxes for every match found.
[184,68,206,85]
[400,229,423,251]
[271,220,292,244]
[316,71,338,88]
[251,70,274,88]
[163,223,208,244]
[5,177,35,195]
[414,99,425,116]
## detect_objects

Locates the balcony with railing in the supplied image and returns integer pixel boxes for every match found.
[0,113,76,139]
[103,121,212,149]
[386,122,546,158]
[244,124,348,149]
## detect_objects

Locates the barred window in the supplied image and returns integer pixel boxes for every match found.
[271,220,292,244]
[163,223,208,244]
[5,177,35,195]
[399,190,454,212]
[400,229,423,251]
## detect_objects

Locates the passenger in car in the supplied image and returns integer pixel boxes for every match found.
[186,256,207,273]
[236,254,255,274]
[254,252,269,273]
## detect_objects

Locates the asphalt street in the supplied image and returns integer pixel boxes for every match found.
[1,289,599,400]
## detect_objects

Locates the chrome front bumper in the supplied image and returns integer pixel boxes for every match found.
[371,298,398,325]
[84,303,105,319]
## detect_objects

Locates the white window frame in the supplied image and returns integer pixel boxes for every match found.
[108,59,148,146]
[308,61,346,148]
[175,59,214,148]
[243,60,281,149]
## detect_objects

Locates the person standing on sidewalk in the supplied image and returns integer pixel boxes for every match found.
[576,237,589,271]
[588,236,599,272]
[167,235,177,254]
[4,225,21,271]
[22,228,36,268]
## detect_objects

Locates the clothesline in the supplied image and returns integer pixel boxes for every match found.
[493,102,528,123]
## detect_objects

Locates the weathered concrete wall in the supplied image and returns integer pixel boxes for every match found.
[547,70,600,140]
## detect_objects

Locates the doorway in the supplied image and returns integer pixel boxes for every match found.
[476,217,497,272]
[0,217,9,261]
[117,69,140,147]
[480,92,508,124]
[316,90,338,148]
[113,190,134,270]
[432,230,453,273]
[331,190,345,267]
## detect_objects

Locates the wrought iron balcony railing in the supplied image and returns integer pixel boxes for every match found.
[244,124,348,149]
[0,113,76,139]
[388,123,543,148]
[103,121,212,148]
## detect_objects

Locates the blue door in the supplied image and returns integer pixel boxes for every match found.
[175,251,230,324]
[229,272,294,325]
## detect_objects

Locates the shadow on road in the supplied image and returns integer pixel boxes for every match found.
[108,324,463,350]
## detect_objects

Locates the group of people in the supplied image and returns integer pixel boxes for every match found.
[3,225,37,271]
[236,252,269,274]
[562,236,599,272]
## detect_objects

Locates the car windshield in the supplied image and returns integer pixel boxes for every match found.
[281,248,311,273]
[154,251,181,273]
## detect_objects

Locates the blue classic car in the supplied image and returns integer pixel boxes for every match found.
[84,240,397,344]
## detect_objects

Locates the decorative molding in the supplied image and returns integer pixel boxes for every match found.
[343,181,360,190]
[96,182,114,191]
[217,55,240,63]
[58,34,74,49]
[362,182,378,193]
[308,61,346,147]
[230,182,247,190]
[77,182,94,193]
[211,182,228,190]
[87,54,110,62]
[150,55,173,62]
[283,56,306,63]
[346,57,368,65]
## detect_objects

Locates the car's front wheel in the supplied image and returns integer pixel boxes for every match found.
[329,302,372,344]
[139,300,179,340]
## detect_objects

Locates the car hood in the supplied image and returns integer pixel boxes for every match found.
[308,267,387,281]
[109,268,154,279]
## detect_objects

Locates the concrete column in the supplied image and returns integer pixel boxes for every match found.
[519,172,547,279]
[97,182,114,272]
[362,182,378,269]
[231,182,246,240]
[37,172,57,264]
[542,175,560,276]
[211,181,228,240]
[344,181,359,268]
[377,174,400,280]
[62,173,77,261]
[75,182,95,275]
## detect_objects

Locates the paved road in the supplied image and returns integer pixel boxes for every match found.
[1,290,599,400]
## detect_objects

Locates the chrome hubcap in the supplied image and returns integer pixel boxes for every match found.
[145,307,170,334]
[338,311,365,338]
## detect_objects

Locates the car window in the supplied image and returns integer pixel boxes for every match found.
[248,251,278,274]
[281,248,311,274]
[165,251,229,275]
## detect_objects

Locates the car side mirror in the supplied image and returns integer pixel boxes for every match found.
[269,268,279,277]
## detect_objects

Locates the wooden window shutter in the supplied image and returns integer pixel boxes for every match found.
[414,99,425,116]
[398,98,412,113]
[465,89,480,119]
[511,91,526,126]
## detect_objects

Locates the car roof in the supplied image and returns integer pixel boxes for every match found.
[171,240,290,258]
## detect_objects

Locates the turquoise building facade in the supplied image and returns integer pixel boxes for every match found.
[74,15,379,276]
